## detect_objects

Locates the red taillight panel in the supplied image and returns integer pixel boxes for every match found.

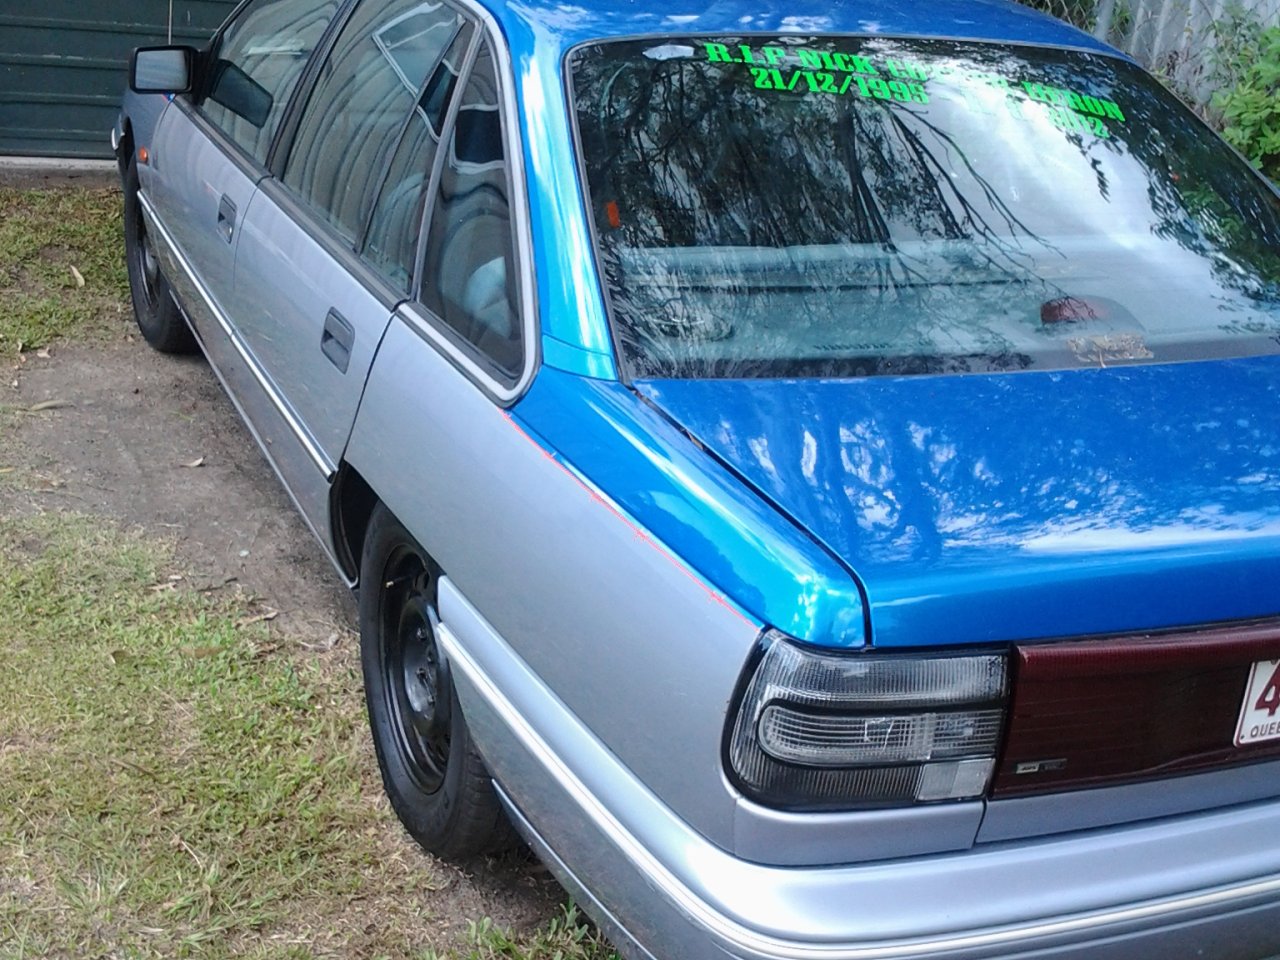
[992,619,1280,797]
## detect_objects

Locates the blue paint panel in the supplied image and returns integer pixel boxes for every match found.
[539,333,616,381]
[635,358,1280,646]
[512,367,868,647]
[506,12,618,365]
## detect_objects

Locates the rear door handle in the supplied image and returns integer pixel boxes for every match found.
[321,308,354,374]
[217,194,236,243]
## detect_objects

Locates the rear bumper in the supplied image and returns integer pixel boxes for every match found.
[437,579,1280,960]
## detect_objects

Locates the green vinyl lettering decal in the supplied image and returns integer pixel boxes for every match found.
[702,42,1128,139]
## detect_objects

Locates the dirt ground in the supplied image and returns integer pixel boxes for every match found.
[0,334,565,940]
[3,341,355,636]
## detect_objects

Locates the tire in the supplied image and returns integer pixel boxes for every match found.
[358,503,515,860]
[123,162,197,354]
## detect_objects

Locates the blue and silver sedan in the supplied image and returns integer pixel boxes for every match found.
[115,0,1280,956]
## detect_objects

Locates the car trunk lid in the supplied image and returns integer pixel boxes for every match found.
[634,356,1280,648]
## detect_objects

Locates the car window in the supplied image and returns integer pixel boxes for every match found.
[419,40,522,382]
[570,37,1280,379]
[364,21,475,290]
[201,0,338,165]
[282,0,464,244]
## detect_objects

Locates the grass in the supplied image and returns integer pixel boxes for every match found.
[436,908,617,960]
[0,187,133,360]
[0,513,618,960]
[0,187,619,959]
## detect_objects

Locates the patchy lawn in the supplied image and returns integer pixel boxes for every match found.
[0,186,619,960]
[0,187,133,360]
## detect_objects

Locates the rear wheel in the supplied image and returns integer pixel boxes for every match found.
[358,504,514,859]
[123,162,196,354]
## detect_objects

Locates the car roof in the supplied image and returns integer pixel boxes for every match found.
[487,0,1121,59]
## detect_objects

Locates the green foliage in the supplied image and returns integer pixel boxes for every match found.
[1212,25,1280,183]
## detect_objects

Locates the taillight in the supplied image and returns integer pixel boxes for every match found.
[726,632,1008,810]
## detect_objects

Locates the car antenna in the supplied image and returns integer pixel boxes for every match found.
[168,0,174,44]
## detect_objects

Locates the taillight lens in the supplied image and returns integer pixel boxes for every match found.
[727,632,1008,809]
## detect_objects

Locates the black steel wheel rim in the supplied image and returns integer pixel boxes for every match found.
[380,546,451,793]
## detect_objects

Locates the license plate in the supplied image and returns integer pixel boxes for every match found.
[1235,659,1280,746]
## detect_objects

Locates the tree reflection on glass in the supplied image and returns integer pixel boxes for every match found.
[571,37,1280,380]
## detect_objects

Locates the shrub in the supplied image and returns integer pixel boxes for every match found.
[1212,26,1280,183]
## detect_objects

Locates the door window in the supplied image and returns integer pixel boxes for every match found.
[283,0,465,243]
[364,22,475,289]
[202,0,338,164]
[418,40,523,382]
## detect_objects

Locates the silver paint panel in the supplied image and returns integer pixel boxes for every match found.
[143,101,258,360]
[345,319,762,849]
[232,184,393,466]
[437,573,1280,960]
[731,796,983,866]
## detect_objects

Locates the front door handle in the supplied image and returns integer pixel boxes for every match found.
[321,308,354,374]
[217,194,236,243]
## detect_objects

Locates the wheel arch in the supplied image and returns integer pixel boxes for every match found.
[331,460,380,584]
[117,117,134,178]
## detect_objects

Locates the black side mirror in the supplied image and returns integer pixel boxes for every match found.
[130,46,196,94]
[207,60,274,129]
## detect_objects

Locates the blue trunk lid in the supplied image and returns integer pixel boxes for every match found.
[636,358,1280,646]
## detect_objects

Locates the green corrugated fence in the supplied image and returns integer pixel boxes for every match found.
[0,1,239,158]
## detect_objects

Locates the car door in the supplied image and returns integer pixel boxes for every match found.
[230,0,476,522]
[143,0,337,359]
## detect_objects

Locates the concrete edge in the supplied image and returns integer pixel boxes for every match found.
[0,157,120,189]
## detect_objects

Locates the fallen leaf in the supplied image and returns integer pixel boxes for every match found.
[297,632,340,652]
[108,649,130,665]
[198,576,238,593]
[113,757,158,779]
[27,399,73,412]
[181,645,223,659]
[70,265,85,288]
[182,457,205,468]
[236,609,278,629]
[35,346,51,359]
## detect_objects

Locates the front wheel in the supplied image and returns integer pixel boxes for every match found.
[358,504,514,859]
[123,162,196,354]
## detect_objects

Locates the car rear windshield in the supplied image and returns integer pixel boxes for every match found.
[568,37,1280,379]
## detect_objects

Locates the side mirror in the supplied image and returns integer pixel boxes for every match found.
[130,46,196,94]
